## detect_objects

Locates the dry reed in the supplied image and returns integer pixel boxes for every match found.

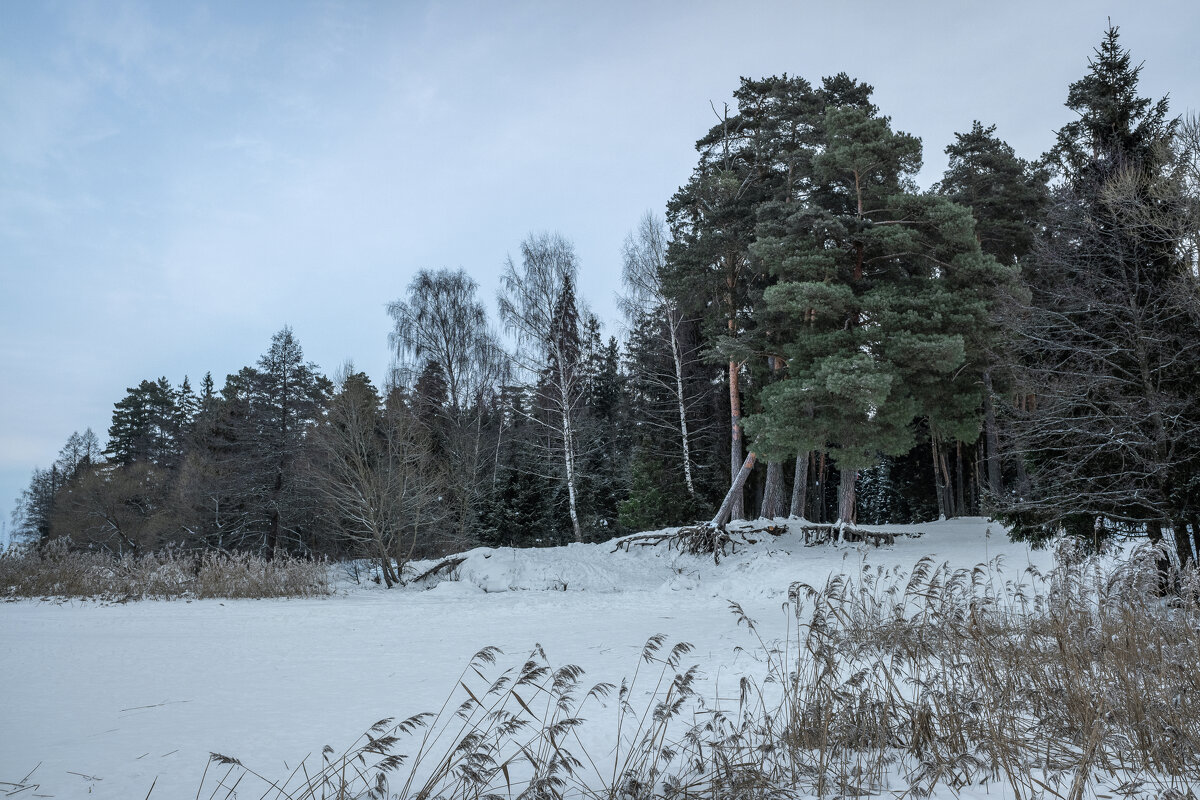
[194,540,1200,798]
[0,540,330,600]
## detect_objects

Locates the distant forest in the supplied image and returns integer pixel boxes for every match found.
[12,26,1200,580]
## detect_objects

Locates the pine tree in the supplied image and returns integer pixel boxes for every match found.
[935,122,1049,504]
[938,122,1049,266]
[666,96,773,520]
[747,77,1012,523]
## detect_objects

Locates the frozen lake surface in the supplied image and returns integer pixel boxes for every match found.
[1,518,1050,799]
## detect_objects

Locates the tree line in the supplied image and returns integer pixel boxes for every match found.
[12,25,1200,574]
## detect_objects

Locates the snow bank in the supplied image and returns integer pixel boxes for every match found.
[0,517,1050,799]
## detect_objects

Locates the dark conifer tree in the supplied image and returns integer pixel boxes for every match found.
[1001,25,1199,561]
[935,123,1050,505]
[249,327,332,554]
[105,378,183,468]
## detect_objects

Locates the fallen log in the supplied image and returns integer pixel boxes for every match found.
[409,555,467,584]
[796,523,905,547]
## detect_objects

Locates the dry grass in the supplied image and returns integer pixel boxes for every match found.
[0,540,331,600]
[193,540,1200,799]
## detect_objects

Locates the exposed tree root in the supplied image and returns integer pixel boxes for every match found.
[613,523,744,563]
[614,521,910,562]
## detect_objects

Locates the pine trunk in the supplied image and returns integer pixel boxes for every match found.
[789,452,809,519]
[982,369,1003,499]
[729,359,745,521]
[931,437,947,520]
[712,453,757,528]
[939,446,956,518]
[817,452,827,523]
[955,441,966,518]
[837,467,857,525]
[761,461,784,518]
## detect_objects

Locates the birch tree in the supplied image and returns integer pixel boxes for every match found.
[498,232,587,543]
[620,211,701,497]
[387,269,508,540]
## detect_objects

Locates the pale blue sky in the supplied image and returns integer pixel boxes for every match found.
[3,0,1197,544]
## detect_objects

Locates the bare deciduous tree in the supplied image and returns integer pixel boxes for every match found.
[388,270,508,413]
[387,269,509,541]
[309,369,443,587]
[1003,157,1200,560]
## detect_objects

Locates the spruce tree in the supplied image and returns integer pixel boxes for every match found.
[105,378,181,467]
[1001,25,1199,559]
[250,327,331,554]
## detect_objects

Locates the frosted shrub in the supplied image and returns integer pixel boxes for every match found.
[0,541,329,600]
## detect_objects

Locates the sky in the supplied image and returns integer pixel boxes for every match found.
[2,0,1198,545]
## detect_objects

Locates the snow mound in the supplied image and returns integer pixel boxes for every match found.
[401,517,1032,601]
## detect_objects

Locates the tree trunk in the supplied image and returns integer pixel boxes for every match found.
[837,467,857,525]
[380,554,396,588]
[1147,520,1173,594]
[816,452,827,523]
[974,442,984,514]
[761,460,784,518]
[669,311,696,496]
[939,445,956,518]
[1172,520,1194,568]
[931,437,947,520]
[982,369,1003,500]
[956,441,966,518]
[789,452,809,519]
[711,453,757,528]
[560,404,583,543]
[729,359,745,521]
[491,409,506,488]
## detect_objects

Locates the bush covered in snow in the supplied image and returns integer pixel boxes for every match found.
[0,539,330,600]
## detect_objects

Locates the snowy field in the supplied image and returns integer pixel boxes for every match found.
[1,518,1055,799]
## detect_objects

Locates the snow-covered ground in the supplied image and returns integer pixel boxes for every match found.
[0,518,1051,799]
